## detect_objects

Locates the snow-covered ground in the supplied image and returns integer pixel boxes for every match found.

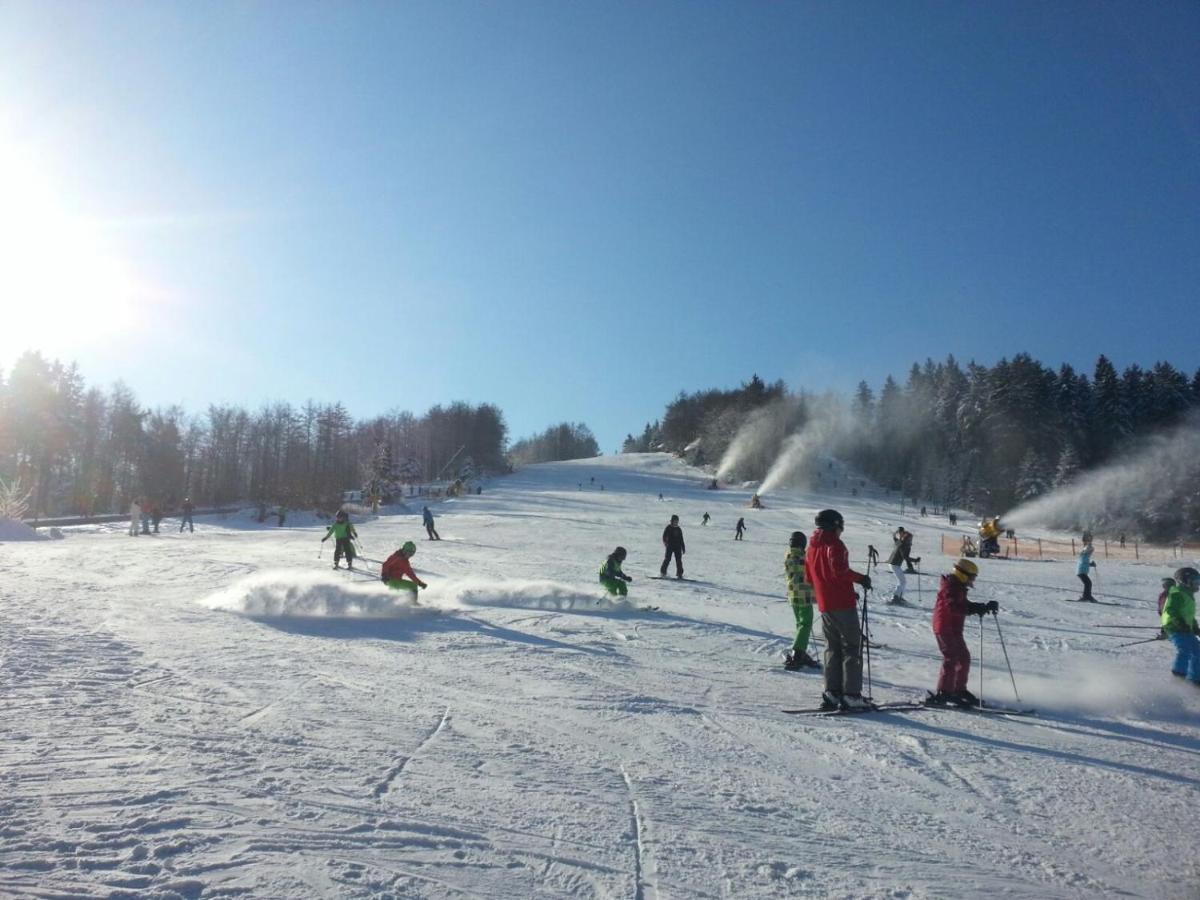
[2,453,1196,899]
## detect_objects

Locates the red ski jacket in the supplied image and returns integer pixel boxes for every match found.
[381,551,417,583]
[805,528,866,613]
[932,574,974,634]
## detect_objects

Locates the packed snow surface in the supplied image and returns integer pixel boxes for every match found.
[2,453,1197,898]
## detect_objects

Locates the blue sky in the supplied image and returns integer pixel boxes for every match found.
[1,1,1197,452]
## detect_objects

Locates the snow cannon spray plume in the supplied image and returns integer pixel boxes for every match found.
[715,398,797,483]
[1005,415,1200,533]
[758,396,854,495]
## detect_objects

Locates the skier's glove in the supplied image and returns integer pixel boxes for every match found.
[321,537,328,542]
[860,575,873,591]
[1157,629,1167,640]
[985,600,999,614]
[1090,562,1097,568]
[625,575,634,582]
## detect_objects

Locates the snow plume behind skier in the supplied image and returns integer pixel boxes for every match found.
[805,509,872,710]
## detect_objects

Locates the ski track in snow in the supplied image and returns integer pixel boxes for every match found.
[2,452,1198,898]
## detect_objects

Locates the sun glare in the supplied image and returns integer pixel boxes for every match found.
[0,142,140,364]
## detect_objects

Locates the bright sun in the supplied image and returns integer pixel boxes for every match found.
[0,141,140,365]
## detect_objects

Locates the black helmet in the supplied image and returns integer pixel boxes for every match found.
[815,509,844,529]
[1173,567,1199,590]
[336,509,348,520]
[790,531,807,549]
[614,546,627,559]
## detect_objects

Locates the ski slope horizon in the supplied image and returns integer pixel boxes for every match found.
[2,452,1197,899]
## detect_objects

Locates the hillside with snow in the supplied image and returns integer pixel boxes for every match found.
[1,453,1196,899]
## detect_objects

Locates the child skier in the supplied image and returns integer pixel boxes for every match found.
[927,559,998,707]
[1162,567,1199,685]
[381,541,427,594]
[734,517,746,541]
[322,509,358,569]
[600,546,634,597]
[1076,533,1097,602]
[784,532,820,670]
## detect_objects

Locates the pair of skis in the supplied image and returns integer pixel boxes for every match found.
[783,696,1035,717]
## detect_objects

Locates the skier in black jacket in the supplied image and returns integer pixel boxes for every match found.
[660,514,686,579]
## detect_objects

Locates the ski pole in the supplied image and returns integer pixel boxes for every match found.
[1094,624,1162,629]
[978,616,985,708]
[916,569,923,606]
[1117,635,1167,648]
[859,586,872,700]
[991,612,1021,702]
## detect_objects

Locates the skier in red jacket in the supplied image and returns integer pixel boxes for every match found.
[381,541,428,595]
[805,509,872,710]
[927,559,997,707]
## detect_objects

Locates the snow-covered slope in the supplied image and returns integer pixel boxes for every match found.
[1,453,1196,899]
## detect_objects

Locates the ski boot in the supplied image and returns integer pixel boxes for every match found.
[924,691,953,707]
[887,594,908,606]
[819,690,841,711]
[952,689,980,708]
[840,693,874,711]
[801,652,822,670]
[783,652,804,671]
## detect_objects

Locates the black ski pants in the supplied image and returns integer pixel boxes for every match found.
[660,547,683,577]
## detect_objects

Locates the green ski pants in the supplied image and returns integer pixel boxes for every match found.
[790,600,814,654]
[600,576,628,597]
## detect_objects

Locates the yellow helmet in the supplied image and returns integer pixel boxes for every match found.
[953,559,979,582]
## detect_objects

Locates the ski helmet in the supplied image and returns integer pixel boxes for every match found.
[954,558,979,582]
[336,509,348,520]
[402,541,416,555]
[1173,567,1199,590]
[790,531,807,549]
[814,509,844,529]
[614,546,627,559]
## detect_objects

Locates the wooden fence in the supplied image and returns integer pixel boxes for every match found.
[941,533,1200,563]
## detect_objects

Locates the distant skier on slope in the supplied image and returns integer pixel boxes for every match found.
[926,559,998,708]
[322,509,358,569]
[888,528,912,605]
[381,541,427,594]
[784,531,820,671]
[806,509,872,710]
[701,512,710,526]
[660,514,685,579]
[1076,533,1097,602]
[179,497,195,533]
[599,546,634,597]
[1162,567,1199,686]
[423,506,441,541]
[128,498,142,537]
[734,517,746,541]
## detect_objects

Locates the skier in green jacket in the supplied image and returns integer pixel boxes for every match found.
[322,510,358,569]
[784,531,820,670]
[1162,566,1199,685]
[600,546,634,597]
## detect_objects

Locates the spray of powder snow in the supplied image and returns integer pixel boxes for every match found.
[1005,415,1200,532]
[202,572,636,618]
[759,395,856,495]
[1016,658,1194,722]
[201,571,420,618]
